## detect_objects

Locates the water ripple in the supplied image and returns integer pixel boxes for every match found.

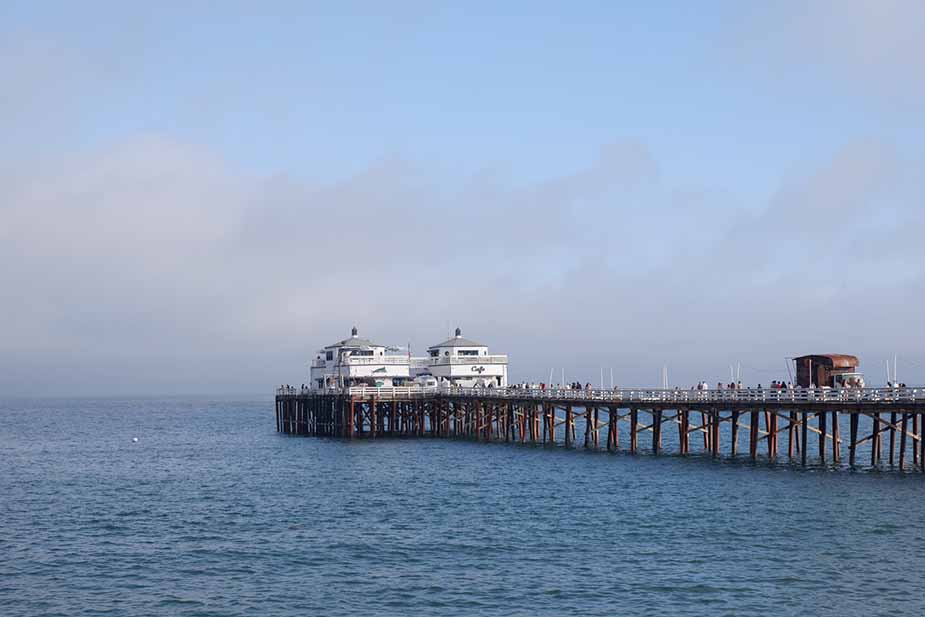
[1,397,924,616]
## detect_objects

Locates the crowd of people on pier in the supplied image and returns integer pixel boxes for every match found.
[694,380,795,391]
[277,384,310,394]
[509,381,599,391]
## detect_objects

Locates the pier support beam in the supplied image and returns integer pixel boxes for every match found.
[889,412,897,466]
[630,408,638,454]
[801,411,809,466]
[653,410,663,455]
[871,413,881,467]
[749,411,759,460]
[565,405,573,448]
[730,410,739,457]
[818,412,826,464]
[608,407,619,451]
[914,415,920,467]
[849,413,859,467]
[584,406,592,449]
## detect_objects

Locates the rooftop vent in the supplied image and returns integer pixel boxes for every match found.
[455,327,462,337]
[351,326,358,337]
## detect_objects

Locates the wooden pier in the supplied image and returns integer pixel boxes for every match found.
[275,386,925,471]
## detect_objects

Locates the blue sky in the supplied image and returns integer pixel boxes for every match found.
[2,1,924,393]
[6,2,919,189]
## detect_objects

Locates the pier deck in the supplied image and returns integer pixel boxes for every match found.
[275,387,925,471]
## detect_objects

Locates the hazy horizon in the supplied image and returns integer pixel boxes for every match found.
[3,1,924,396]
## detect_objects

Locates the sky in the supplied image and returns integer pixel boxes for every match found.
[2,1,924,395]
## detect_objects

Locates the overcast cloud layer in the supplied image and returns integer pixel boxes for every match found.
[2,2,924,395]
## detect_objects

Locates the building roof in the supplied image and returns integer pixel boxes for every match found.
[428,328,486,350]
[324,327,383,350]
[793,354,859,369]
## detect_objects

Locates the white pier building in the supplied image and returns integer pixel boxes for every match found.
[310,327,410,390]
[419,328,508,388]
[309,327,507,391]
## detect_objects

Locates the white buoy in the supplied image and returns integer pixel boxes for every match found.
[132,437,139,443]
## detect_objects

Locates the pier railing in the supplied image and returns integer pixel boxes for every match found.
[452,386,924,404]
[428,355,509,366]
[276,385,924,404]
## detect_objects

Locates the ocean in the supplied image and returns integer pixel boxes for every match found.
[2,397,924,616]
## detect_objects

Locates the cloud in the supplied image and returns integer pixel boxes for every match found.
[731,0,925,101]
[2,10,924,395]
[2,130,921,394]
[0,135,665,393]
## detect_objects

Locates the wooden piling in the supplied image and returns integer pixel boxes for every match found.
[889,412,897,466]
[768,412,778,459]
[920,413,925,471]
[849,413,859,467]
[801,411,809,466]
[710,410,720,457]
[565,405,573,448]
[653,410,662,455]
[370,398,378,438]
[593,406,600,448]
[701,411,709,450]
[608,407,619,451]
[818,412,826,464]
[546,404,554,445]
[584,406,592,449]
[871,413,880,467]
[630,408,638,454]
[914,415,920,467]
[787,411,796,458]
[730,410,739,457]
[749,410,759,460]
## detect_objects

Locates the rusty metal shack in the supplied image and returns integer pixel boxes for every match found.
[793,354,860,387]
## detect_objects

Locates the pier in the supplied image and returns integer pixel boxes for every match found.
[275,386,925,472]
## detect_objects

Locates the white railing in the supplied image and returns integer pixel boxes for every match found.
[341,356,411,366]
[428,355,508,366]
[277,385,925,404]
[311,356,412,368]
[310,355,508,369]
[447,386,925,404]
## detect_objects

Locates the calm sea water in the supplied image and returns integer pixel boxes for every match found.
[2,397,924,616]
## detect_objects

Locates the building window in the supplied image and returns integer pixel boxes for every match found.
[326,351,333,361]
[351,350,373,357]
[458,349,479,356]
[429,350,439,358]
